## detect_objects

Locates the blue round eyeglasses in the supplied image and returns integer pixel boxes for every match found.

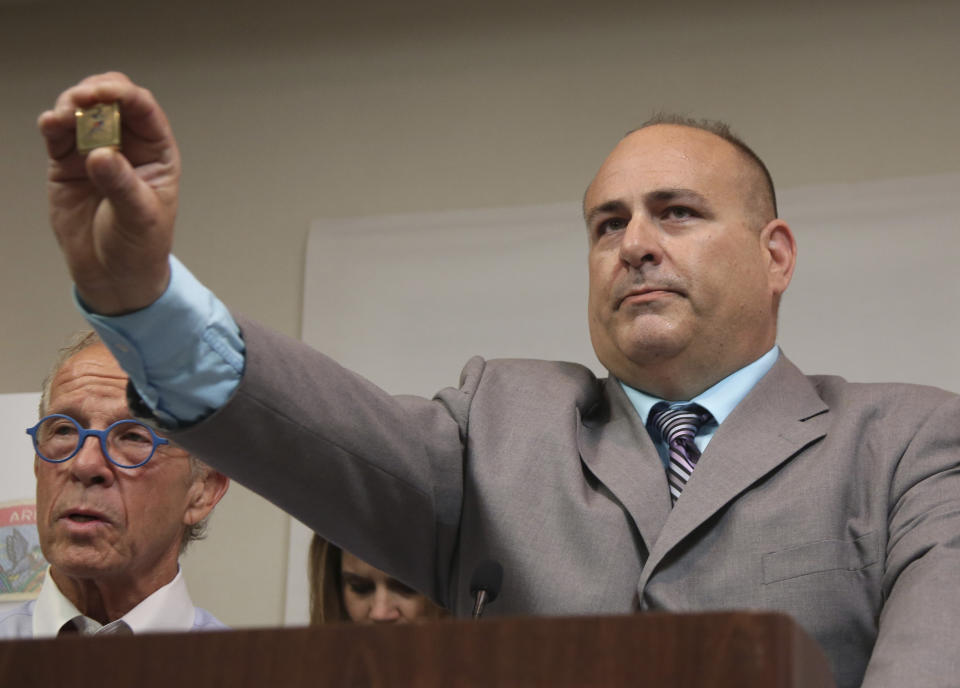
[26,414,169,469]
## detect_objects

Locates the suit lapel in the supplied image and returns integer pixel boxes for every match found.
[578,377,672,554]
[637,355,831,590]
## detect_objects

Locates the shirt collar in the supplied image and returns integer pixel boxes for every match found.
[32,565,196,637]
[33,566,84,637]
[619,345,780,424]
[123,567,196,633]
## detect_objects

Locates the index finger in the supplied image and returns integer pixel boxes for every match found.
[38,72,174,161]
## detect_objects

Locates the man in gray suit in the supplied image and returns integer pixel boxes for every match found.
[38,73,959,687]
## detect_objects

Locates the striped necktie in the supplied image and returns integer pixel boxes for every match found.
[97,619,133,635]
[58,617,133,636]
[650,403,712,505]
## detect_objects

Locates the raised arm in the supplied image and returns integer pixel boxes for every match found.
[38,71,179,315]
[39,73,244,427]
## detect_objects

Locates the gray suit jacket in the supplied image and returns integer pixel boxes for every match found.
[172,317,960,688]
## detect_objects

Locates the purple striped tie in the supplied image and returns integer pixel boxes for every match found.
[650,403,712,505]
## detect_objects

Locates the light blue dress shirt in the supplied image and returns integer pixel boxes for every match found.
[78,255,244,427]
[619,345,779,468]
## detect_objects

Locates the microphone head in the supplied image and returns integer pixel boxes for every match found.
[469,559,504,603]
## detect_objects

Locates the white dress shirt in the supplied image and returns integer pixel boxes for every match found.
[27,566,211,637]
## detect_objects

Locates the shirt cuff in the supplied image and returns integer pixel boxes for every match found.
[74,255,245,428]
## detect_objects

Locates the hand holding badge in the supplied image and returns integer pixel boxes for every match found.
[39,73,181,315]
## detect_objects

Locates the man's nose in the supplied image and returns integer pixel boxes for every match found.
[368,588,402,623]
[618,216,662,268]
[68,435,115,486]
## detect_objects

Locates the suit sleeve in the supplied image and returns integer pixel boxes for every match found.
[861,393,960,686]
[169,315,487,605]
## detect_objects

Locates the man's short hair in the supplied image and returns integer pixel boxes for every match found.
[39,330,101,418]
[39,330,214,553]
[631,113,778,221]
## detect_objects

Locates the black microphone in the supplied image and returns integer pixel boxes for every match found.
[469,559,504,619]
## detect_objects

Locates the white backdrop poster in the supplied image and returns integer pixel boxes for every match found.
[0,392,47,612]
[284,173,960,624]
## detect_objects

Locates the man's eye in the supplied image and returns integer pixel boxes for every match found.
[116,430,150,443]
[40,420,77,441]
[664,206,695,220]
[597,218,628,234]
[110,422,154,446]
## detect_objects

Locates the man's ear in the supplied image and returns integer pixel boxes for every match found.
[761,218,797,297]
[184,469,230,526]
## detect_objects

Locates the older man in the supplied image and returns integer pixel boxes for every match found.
[0,333,229,637]
[35,73,960,687]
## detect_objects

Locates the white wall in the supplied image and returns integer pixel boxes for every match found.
[1,0,958,627]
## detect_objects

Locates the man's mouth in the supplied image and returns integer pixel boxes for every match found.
[68,514,101,523]
[60,508,110,526]
[617,286,681,309]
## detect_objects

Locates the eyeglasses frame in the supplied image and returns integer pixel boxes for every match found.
[26,413,170,469]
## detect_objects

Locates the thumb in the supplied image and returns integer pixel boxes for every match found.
[85,147,158,225]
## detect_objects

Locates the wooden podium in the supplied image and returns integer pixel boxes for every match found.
[0,611,836,687]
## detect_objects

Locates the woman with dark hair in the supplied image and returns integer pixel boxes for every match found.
[308,534,446,625]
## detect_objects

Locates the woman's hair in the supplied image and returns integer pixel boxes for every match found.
[308,534,348,624]
[307,533,448,624]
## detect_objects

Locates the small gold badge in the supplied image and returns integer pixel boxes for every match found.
[75,102,121,154]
